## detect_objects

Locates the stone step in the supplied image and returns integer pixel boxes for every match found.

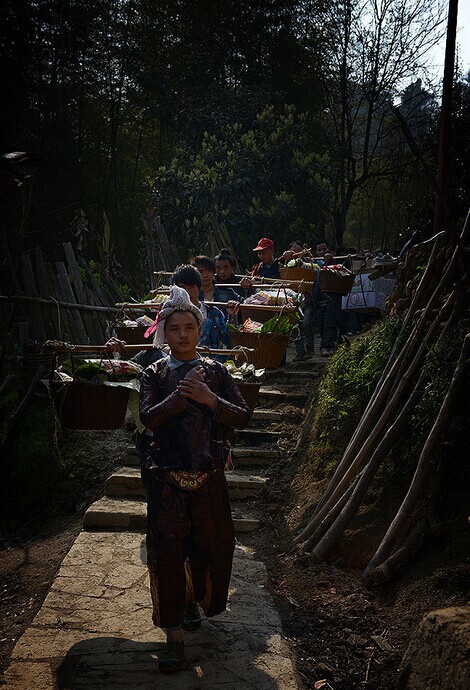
[252,408,284,421]
[122,452,139,467]
[231,446,279,467]
[285,356,328,369]
[235,428,282,444]
[263,368,321,381]
[83,496,260,533]
[105,468,268,500]
[258,387,308,406]
[121,446,278,468]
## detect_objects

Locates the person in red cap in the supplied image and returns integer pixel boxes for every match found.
[241,237,280,287]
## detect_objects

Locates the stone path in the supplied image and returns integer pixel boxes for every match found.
[3,354,326,689]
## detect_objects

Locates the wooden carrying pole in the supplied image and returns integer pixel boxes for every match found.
[115,301,299,312]
[154,270,316,288]
[151,284,309,290]
[42,343,254,356]
[0,294,118,313]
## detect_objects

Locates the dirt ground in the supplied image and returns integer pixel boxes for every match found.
[0,426,129,678]
[0,517,82,677]
[0,416,468,688]
[243,409,469,689]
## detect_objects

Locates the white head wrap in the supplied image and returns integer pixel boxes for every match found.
[152,285,203,347]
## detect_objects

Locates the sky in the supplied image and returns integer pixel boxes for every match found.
[429,1,470,79]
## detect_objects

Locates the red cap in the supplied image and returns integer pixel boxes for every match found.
[253,237,274,251]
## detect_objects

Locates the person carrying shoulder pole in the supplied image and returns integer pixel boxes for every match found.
[139,286,251,673]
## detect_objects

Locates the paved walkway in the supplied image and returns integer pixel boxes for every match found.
[4,355,324,688]
[3,530,299,689]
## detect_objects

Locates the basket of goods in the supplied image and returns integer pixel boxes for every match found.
[224,359,265,412]
[229,313,297,369]
[240,289,300,323]
[114,316,155,344]
[320,265,355,296]
[279,259,319,293]
[23,345,57,386]
[51,357,142,429]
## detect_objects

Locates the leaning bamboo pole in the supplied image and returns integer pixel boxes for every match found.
[304,280,468,557]
[307,368,428,555]
[294,291,455,547]
[363,333,470,581]
[299,237,460,532]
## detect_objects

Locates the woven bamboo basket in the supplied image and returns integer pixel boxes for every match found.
[115,325,148,344]
[236,382,261,412]
[320,269,355,296]
[51,380,130,429]
[229,331,290,369]
[279,266,316,293]
[24,348,57,385]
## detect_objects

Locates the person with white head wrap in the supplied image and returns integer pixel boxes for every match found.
[152,285,203,348]
[139,295,251,674]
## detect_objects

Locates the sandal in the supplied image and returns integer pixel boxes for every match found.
[182,601,202,631]
[158,640,184,673]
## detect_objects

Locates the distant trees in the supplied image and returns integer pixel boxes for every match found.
[312,0,445,246]
[1,0,460,282]
[0,0,325,274]
[151,104,331,265]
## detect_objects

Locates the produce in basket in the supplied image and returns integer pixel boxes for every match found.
[56,357,142,383]
[230,313,298,336]
[115,315,154,328]
[244,288,299,306]
[143,293,167,305]
[260,314,298,335]
[224,360,265,381]
[285,258,321,271]
[228,318,264,333]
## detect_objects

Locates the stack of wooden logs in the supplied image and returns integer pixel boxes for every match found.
[295,215,470,584]
[142,208,181,288]
[1,242,125,345]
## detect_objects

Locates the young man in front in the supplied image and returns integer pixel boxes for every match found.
[139,286,251,673]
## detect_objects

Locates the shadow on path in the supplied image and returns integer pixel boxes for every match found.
[55,628,289,690]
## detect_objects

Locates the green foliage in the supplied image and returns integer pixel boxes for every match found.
[297,317,403,477]
[118,283,133,300]
[260,313,298,335]
[88,260,104,288]
[1,403,77,525]
[151,104,331,265]
[313,317,403,446]
[299,315,470,483]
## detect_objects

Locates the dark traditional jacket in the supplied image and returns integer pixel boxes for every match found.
[139,357,251,471]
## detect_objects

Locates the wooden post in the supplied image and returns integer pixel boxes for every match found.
[63,242,103,343]
[20,253,47,342]
[143,209,159,288]
[35,248,59,336]
[47,264,75,340]
[433,0,459,236]
[55,262,89,343]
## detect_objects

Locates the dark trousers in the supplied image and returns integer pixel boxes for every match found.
[321,294,342,350]
[294,303,318,355]
[146,470,235,629]
[136,432,154,496]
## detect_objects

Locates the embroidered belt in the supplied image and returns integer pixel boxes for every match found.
[168,470,214,491]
